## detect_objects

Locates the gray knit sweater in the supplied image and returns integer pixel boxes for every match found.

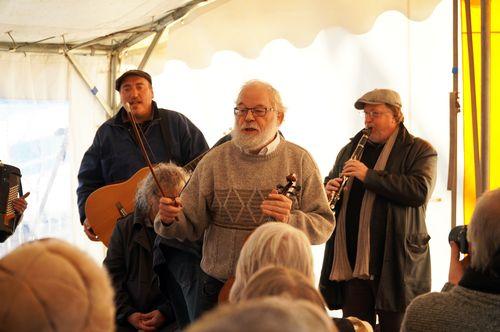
[401,283,500,332]
[154,140,335,280]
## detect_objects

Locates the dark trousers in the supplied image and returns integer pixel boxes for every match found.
[156,249,202,328]
[195,269,225,318]
[166,249,203,322]
[342,278,403,332]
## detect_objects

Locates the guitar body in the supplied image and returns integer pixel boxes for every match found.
[85,166,150,246]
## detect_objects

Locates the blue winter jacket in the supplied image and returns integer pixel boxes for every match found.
[77,101,208,222]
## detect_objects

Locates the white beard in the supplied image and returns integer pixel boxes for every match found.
[231,114,279,153]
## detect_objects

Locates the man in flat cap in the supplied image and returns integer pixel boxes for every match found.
[77,69,209,328]
[319,88,437,332]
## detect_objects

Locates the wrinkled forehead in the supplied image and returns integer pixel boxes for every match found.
[364,103,390,112]
[237,84,272,107]
[120,75,152,89]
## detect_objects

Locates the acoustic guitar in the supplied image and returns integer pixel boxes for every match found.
[217,173,301,303]
[85,152,206,246]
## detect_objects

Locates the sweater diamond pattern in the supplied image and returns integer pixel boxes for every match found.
[214,188,269,227]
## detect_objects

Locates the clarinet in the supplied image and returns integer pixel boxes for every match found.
[328,127,372,211]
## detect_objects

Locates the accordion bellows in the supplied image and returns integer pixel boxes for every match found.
[0,163,22,242]
[0,239,115,332]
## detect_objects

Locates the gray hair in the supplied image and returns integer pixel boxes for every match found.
[241,266,326,309]
[229,223,313,303]
[236,80,287,114]
[467,188,500,271]
[135,163,189,214]
[186,297,336,332]
[386,104,404,124]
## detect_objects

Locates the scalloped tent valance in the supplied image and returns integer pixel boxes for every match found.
[128,0,443,69]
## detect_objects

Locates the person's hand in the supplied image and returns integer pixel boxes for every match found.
[141,310,167,330]
[127,312,156,331]
[325,178,342,200]
[12,193,29,214]
[83,218,99,242]
[342,159,369,182]
[448,241,470,285]
[158,196,183,225]
[261,189,292,223]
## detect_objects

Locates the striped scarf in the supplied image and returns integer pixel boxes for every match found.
[330,127,399,280]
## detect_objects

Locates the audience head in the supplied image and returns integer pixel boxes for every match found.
[229,222,313,302]
[135,162,189,218]
[468,188,500,272]
[186,297,336,332]
[241,265,326,308]
[0,238,115,331]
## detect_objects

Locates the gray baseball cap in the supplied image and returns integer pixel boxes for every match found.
[354,89,402,110]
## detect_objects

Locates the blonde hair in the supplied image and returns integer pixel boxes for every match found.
[186,297,336,332]
[468,188,500,271]
[229,223,313,302]
[241,265,326,308]
[0,238,115,331]
[236,80,287,114]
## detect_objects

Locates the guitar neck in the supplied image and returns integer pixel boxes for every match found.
[182,150,209,173]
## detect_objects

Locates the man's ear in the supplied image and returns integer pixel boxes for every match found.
[277,112,284,125]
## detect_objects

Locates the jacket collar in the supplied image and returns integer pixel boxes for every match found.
[131,208,154,252]
[111,100,160,127]
[459,250,500,294]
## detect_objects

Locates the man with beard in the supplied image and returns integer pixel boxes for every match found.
[154,80,335,315]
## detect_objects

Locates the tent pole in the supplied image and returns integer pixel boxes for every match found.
[138,27,166,70]
[64,51,114,118]
[464,0,482,198]
[448,0,460,228]
[109,51,121,113]
[480,0,491,193]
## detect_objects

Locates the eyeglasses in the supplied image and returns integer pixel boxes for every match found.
[233,107,273,117]
[359,110,390,118]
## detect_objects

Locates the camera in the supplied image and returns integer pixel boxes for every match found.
[448,225,469,254]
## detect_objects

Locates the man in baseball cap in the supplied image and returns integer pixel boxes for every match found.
[320,88,437,332]
[77,69,209,327]
[115,69,152,92]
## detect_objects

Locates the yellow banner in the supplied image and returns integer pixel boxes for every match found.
[461,0,500,222]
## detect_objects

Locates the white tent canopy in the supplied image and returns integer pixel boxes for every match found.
[0,0,196,51]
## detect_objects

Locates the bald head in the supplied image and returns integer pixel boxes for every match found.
[468,188,500,271]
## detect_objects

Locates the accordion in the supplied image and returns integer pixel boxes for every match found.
[0,162,23,242]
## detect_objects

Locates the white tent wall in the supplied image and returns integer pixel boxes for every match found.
[0,52,68,100]
[0,52,110,258]
[68,54,111,257]
[122,0,456,291]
